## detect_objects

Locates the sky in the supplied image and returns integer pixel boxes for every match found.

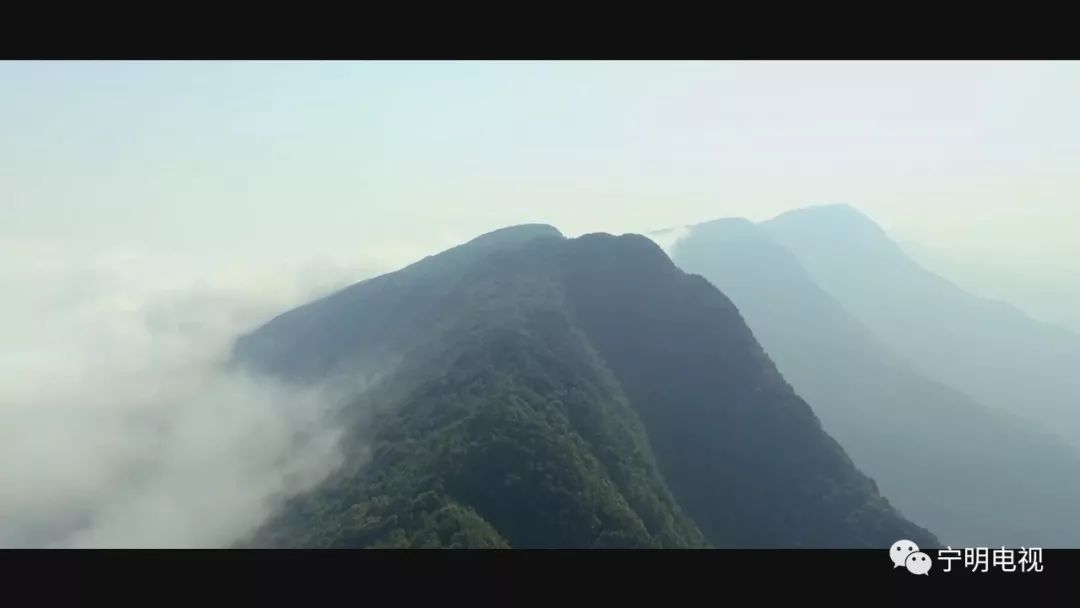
[2,60,1079,546]
[4,61,1079,278]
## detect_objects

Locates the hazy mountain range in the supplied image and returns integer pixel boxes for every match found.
[659,208,1080,548]
[221,204,1077,549]
[232,224,935,548]
[758,205,1080,452]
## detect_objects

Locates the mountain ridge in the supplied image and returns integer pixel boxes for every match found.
[234,225,937,548]
[666,209,1080,547]
[758,205,1080,449]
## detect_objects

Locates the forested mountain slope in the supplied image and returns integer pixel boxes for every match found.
[234,225,937,548]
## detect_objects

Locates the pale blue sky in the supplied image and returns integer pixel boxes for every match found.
[3,60,1080,328]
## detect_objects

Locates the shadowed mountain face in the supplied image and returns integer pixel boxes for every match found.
[233,225,936,549]
[760,204,1080,450]
[667,217,1080,548]
[233,223,566,384]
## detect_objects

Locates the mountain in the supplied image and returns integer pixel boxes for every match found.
[664,217,1080,548]
[900,238,1080,336]
[758,204,1080,450]
[233,225,937,548]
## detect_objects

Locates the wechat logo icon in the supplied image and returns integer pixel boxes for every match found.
[890,539,932,575]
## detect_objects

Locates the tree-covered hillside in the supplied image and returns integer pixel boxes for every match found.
[235,225,937,549]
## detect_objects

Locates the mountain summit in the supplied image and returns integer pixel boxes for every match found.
[667,214,1080,547]
[234,225,936,548]
[761,205,1080,450]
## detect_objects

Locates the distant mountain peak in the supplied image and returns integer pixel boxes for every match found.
[689,217,761,237]
[668,216,1080,548]
[650,218,757,258]
[694,216,755,228]
[768,203,885,234]
[777,202,864,216]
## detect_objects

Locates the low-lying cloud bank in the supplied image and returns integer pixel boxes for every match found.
[0,248,384,548]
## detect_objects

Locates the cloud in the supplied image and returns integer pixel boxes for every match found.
[646,225,690,258]
[0,245,386,548]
